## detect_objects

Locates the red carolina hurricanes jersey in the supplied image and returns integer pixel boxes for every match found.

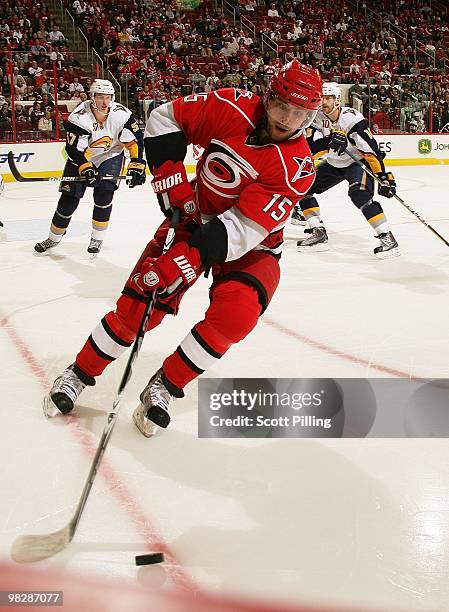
[148,88,316,259]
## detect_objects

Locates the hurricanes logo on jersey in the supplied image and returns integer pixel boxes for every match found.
[90,136,113,151]
[234,90,253,101]
[200,140,258,196]
[292,156,315,182]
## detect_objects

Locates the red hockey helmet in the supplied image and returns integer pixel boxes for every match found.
[264,61,322,138]
[268,60,322,110]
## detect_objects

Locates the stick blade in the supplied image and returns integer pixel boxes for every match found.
[11,525,72,563]
[7,150,47,182]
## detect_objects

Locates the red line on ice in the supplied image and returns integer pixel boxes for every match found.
[0,313,197,593]
[263,316,422,380]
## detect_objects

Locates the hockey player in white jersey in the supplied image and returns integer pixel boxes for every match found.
[295,82,399,258]
[34,79,146,256]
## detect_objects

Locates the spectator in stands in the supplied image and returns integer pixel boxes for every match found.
[412,110,426,131]
[371,109,392,130]
[0,102,11,125]
[14,104,28,123]
[205,70,220,92]
[29,101,45,129]
[41,77,55,96]
[267,4,280,18]
[348,79,368,110]
[172,36,187,55]
[48,25,66,46]
[14,75,27,99]
[244,0,256,12]
[190,68,207,92]
[49,46,65,68]
[397,57,412,75]
[64,53,82,68]
[38,110,53,132]
[11,66,21,87]
[28,61,42,80]
[200,41,214,58]
[69,76,84,94]
[220,41,235,58]
[368,92,381,114]
[41,93,55,113]
[57,75,70,95]
[73,0,88,25]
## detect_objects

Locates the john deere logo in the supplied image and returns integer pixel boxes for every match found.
[418,139,432,154]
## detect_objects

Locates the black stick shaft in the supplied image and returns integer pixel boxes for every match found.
[345,149,449,247]
[7,151,126,183]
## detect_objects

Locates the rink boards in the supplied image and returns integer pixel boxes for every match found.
[1,133,449,183]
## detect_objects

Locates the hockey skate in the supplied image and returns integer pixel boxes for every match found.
[291,206,307,226]
[34,237,62,254]
[87,238,103,258]
[297,227,329,251]
[43,363,95,417]
[132,369,184,437]
[374,231,399,259]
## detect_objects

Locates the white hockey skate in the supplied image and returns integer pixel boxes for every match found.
[374,231,400,259]
[132,369,183,437]
[43,364,95,417]
[297,227,329,251]
[87,238,103,259]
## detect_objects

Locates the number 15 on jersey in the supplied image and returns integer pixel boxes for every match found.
[262,194,294,222]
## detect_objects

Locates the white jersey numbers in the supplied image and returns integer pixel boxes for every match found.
[262,194,294,222]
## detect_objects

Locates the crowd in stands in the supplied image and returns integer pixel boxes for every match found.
[0,0,92,138]
[1,0,449,140]
[62,0,449,132]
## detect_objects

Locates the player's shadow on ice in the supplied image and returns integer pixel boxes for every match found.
[286,230,449,295]
[126,429,403,595]
[285,230,383,263]
[31,244,131,300]
[359,259,449,295]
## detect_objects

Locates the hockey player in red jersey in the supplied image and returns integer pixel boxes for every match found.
[43,60,322,437]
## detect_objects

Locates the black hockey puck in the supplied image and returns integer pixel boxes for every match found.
[135,552,165,566]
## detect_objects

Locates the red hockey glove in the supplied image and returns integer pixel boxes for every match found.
[151,160,198,219]
[134,242,202,297]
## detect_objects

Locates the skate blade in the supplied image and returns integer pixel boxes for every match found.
[375,247,400,260]
[42,394,61,418]
[291,218,307,226]
[297,243,330,252]
[88,251,99,260]
[132,404,157,438]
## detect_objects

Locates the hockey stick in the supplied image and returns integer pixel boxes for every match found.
[345,149,449,247]
[7,151,127,183]
[11,209,181,563]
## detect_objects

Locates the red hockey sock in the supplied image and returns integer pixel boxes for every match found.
[162,281,261,390]
[76,295,167,378]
